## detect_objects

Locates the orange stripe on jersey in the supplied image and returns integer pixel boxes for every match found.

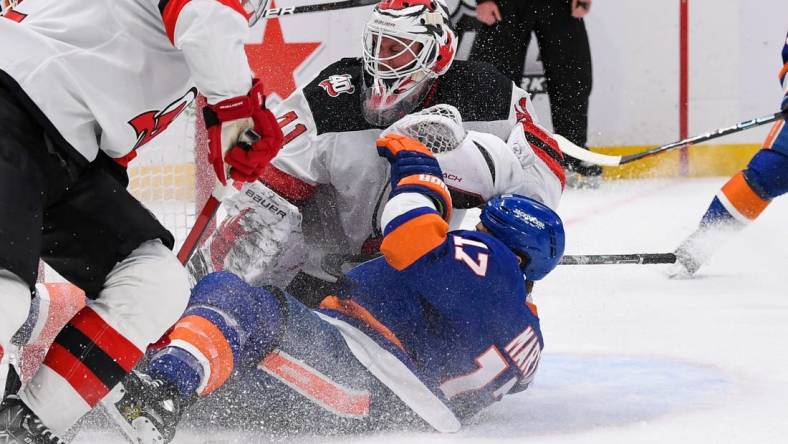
[319,296,406,354]
[396,174,453,220]
[161,0,249,45]
[526,302,539,317]
[381,213,448,270]
[779,62,788,82]
[168,315,234,395]
[260,350,370,418]
[763,119,785,149]
[376,134,434,157]
[720,171,770,220]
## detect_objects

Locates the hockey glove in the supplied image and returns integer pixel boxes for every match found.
[377,134,451,220]
[376,134,443,187]
[203,80,284,185]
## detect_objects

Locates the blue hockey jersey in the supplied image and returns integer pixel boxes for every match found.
[317,160,544,431]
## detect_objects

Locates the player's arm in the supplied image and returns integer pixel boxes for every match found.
[377,134,453,271]
[157,0,284,185]
[186,88,327,287]
[259,88,330,205]
[506,86,565,208]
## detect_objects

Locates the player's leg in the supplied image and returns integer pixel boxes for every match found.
[0,84,76,442]
[672,120,788,276]
[468,1,532,87]
[8,157,190,435]
[103,272,417,443]
[101,271,285,443]
[533,0,598,186]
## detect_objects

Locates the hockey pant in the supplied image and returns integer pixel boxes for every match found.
[148,272,423,432]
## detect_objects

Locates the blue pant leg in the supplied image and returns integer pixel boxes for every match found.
[186,294,424,433]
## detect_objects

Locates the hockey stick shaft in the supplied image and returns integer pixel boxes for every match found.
[261,0,378,17]
[557,111,784,167]
[176,192,222,264]
[559,252,676,265]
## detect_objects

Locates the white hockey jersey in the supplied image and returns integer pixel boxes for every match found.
[0,0,252,163]
[252,58,565,286]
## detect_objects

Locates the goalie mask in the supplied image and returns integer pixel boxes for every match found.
[361,0,457,127]
[241,0,270,26]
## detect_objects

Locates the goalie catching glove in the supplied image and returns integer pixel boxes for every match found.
[203,79,284,184]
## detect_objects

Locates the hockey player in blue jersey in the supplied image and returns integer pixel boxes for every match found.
[671,30,788,277]
[101,132,565,442]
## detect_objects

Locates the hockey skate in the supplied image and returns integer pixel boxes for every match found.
[669,243,704,278]
[0,395,65,444]
[100,370,186,444]
[565,160,602,189]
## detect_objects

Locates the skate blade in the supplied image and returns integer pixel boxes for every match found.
[98,384,163,444]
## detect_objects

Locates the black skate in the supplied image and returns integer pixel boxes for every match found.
[0,395,65,444]
[565,159,603,189]
[100,371,187,444]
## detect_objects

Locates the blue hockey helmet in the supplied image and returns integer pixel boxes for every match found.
[479,194,565,280]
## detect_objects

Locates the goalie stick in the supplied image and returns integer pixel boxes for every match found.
[559,252,676,265]
[260,0,378,18]
[557,111,784,167]
[176,130,260,265]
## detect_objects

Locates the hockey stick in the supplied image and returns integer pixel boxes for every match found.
[557,111,784,167]
[176,130,260,265]
[559,252,676,265]
[261,0,378,18]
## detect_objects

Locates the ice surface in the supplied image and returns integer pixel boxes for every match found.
[73,178,788,443]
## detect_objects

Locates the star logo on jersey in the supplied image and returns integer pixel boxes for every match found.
[319,74,355,97]
[245,4,321,101]
[128,87,197,152]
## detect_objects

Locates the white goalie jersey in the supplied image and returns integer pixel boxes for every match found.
[0,0,252,163]
[189,58,566,300]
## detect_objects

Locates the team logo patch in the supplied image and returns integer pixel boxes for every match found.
[128,87,197,151]
[319,74,355,97]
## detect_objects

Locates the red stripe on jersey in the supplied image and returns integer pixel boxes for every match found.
[161,0,249,45]
[68,307,142,373]
[259,164,316,204]
[531,144,566,189]
[521,121,566,188]
[114,150,138,168]
[44,343,109,407]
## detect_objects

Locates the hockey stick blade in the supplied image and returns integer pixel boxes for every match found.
[558,112,783,167]
[560,253,677,265]
[261,0,378,17]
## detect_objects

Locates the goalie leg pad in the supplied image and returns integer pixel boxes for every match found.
[188,181,306,289]
[149,272,285,397]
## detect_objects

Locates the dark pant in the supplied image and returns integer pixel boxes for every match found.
[470,0,592,152]
[0,82,173,297]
